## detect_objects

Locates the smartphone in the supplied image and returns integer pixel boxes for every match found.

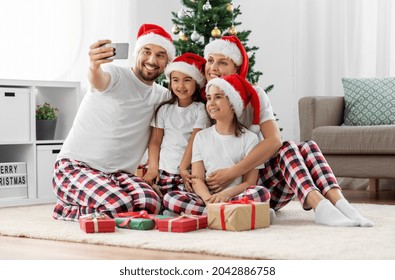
[103,43,129,59]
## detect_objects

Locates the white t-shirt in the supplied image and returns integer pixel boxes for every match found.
[58,64,170,173]
[239,85,276,136]
[192,126,263,189]
[151,101,209,174]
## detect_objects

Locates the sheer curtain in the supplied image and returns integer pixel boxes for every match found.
[293,0,395,141]
[0,0,138,89]
[0,0,179,92]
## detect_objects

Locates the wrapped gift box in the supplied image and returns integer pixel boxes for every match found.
[115,210,171,230]
[79,213,115,233]
[157,215,208,233]
[207,199,270,231]
[115,217,156,230]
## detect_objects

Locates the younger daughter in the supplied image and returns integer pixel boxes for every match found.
[163,74,271,215]
[143,53,210,197]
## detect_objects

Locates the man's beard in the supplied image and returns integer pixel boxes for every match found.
[136,66,161,83]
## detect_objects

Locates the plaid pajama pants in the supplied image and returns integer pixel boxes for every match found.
[52,158,162,221]
[156,169,185,195]
[259,140,340,210]
[163,185,271,215]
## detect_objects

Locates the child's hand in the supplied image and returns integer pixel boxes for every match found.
[180,169,193,192]
[150,183,163,199]
[143,169,159,187]
[207,191,232,203]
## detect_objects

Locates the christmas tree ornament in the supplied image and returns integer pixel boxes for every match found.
[203,0,212,11]
[228,25,237,35]
[211,26,221,38]
[178,8,187,19]
[172,24,180,35]
[191,30,201,42]
[226,3,234,13]
[179,31,188,41]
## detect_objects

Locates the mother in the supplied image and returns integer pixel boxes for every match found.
[202,36,373,227]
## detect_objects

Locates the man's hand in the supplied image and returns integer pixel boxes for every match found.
[88,39,114,91]
[88,39,114,71]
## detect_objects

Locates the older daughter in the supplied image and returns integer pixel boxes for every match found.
[202,36,373,227]
[163,74,271,215]
[143,53,209,197]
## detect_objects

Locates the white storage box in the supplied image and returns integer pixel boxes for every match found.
[0,87,31,142]
[0,162,27,200]
[36,145,61,200]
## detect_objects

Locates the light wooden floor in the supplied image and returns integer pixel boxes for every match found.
[1,189,394,260]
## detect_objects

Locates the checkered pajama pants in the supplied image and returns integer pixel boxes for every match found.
[156,169,185,195]
[52,159,162,221]
[163,186,271,215]
[259,140,340,210]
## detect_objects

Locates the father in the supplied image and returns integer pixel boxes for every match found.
[52,24,175,221]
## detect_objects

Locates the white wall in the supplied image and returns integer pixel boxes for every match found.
[238,0,295,141]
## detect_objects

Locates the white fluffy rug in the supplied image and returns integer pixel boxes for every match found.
[0,201,394,260]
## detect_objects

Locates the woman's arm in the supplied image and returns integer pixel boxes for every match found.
[179,128,202,192]
[207,169,259,203]
[206,120,282,190]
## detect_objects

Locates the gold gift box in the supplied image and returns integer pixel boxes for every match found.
[207,201,270,231]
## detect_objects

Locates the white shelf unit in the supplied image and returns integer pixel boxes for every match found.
[0,79,80,207]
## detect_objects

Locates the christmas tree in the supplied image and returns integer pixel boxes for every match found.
[161,0,281,130]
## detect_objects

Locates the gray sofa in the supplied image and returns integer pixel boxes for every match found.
[298,96,395,191]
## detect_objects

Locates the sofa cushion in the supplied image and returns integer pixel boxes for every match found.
[311,125,395,154]
[342,77,395,126]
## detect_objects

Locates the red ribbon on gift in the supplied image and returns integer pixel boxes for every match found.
[117,210,153,228]
[167,213,200,232]
[219,196,256,230]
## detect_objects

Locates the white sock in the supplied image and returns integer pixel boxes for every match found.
[269,208,276,225]
[335,198,374,227]
[314,199,358,227]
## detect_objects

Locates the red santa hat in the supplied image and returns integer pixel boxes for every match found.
[203,35,249,78]
[206,74,260,125]
[164,53,207,88]
[133,23,176,62]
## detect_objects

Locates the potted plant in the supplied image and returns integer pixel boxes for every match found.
[36,102,59,140]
